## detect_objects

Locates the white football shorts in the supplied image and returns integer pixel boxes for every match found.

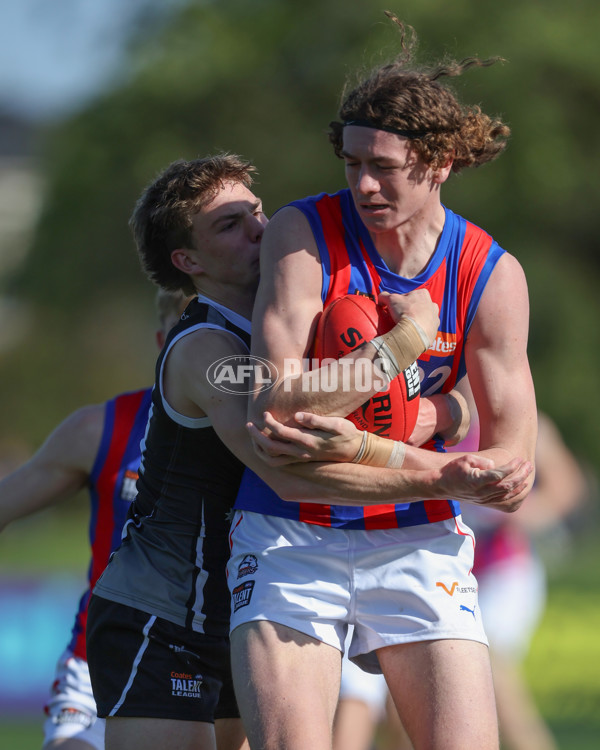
[42,649,105,750]
[228,510,487,674]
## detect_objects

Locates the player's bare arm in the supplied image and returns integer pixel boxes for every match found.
[249,208,438,426]
[464,252,537,509]
[166,329,531,509]
[0,404,104,531]
[286,452,532,507]
[246,409,462,469]
[406,388,471,447]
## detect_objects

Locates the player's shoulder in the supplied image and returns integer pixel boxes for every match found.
[263,203,316,249]
[169,325,249,371]
[268,203,311,229]
[486,251,527,290]
[62,402,106,432]
[470,251,530,340]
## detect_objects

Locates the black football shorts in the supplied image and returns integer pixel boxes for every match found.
[86,595,239,722]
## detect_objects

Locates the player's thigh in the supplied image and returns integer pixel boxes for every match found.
[105,716,216,750]
[379,638,499,750]
[230,620,342,750]
[215,717,249,750]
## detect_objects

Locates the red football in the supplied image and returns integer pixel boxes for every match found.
[312,294,420,442]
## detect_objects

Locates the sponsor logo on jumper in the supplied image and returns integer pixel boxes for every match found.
[53,707,94,728]
[436,581,478,596]
[352,289,376,301]
[238,554,258,579]
[460,604,476,619]
[171,670,203,698]
[120,469,139,502]
[420,331,457,361]
[232,580,255,612]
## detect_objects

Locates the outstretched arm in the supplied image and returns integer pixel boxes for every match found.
[0,405,104,532]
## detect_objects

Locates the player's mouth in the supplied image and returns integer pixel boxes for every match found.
[359,202,389,214]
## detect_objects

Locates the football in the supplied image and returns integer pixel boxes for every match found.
[312,294,420,442]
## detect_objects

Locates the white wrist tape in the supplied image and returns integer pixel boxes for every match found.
[385,440,406,469]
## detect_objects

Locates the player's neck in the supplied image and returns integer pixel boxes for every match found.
[372,204,446,278]
[194,282,255,321]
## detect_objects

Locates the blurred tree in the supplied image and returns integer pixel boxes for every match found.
[2,0,599,467]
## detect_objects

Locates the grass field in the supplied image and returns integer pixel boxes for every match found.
[1,507,599,749]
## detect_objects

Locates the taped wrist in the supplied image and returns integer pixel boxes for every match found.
[352,431,406,468]
[371,316,430,379]
[439,391,471,446]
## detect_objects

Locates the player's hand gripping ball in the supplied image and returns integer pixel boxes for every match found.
[312,294,421,441]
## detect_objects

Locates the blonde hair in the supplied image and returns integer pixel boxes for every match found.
[155,288,192,328]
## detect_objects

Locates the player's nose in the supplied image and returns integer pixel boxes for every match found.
[356,167,380,194]
[247,212,267,242]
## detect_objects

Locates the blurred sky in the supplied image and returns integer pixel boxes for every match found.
[0,0,184,122]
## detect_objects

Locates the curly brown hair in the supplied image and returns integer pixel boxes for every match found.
[130,154,257,293]
[329,12,510,173]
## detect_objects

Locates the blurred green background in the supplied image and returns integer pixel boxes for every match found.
[0,0,599,747]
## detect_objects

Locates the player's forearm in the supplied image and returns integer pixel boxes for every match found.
[251,304,430,425]
[0,483,52,530]
[274,461,436,504]
[475,396,537,501]
[251,344,390,424]
[276,452,533,511]
[0,466,85,531]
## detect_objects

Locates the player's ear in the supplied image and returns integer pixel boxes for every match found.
[432,154,453,185]
[171,248,204,275]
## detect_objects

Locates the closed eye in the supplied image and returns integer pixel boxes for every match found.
[218,220,237,232]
